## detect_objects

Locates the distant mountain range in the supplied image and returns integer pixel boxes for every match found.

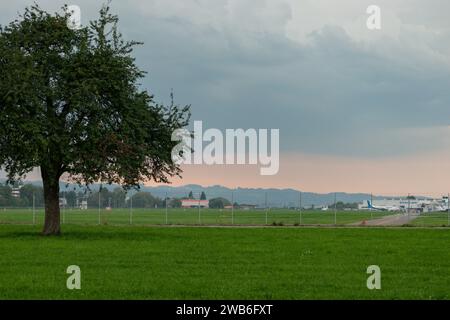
[136,184,381,208]
[3,179,386,207]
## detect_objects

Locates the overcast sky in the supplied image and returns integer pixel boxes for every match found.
[1,1,450,194]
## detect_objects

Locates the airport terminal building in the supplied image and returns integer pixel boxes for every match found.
[358,197,448,213]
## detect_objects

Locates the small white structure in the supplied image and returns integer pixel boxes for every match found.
[79,200,88,210]
[11,187,21,198]
[59,198,67,207]
[181,199,209,208]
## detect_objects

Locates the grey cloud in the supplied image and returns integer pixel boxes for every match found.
[123,15,450,156]
[1,1,450,158]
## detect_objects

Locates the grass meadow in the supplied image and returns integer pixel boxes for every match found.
[0,224,449,299]
[412,213,450,227]
[0,208,389,226]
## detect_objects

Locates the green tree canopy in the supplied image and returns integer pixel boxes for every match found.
[130,191,162,208]
[0,185,14,207]
[209,197,231,209]
[0,4,189,235]
[168,198,182,208]
[20,184,44,207]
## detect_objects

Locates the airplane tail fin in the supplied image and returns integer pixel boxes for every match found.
[367,200,373,208]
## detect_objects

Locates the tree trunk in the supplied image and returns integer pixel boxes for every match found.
[41,167,61,236]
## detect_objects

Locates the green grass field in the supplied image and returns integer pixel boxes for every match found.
[0,208,389,226]
[412,213,450,227]
[0,224,449,299]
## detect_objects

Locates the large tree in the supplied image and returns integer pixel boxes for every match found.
[129,191,161,209]
[209,197,231,209]
[0,4,190,235]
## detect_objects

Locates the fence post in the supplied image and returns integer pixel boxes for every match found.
[370,193,373,220]
[98,190,101,225]
[265,192,268,225]
[62,191,66,225]
[32,192,36,225]
[231,191,234,225]
[407,193,411,219]
[198,197,201,224]
[129,194,133,225]
[299,191,302,225]
[165,191,168,225]
[334,192,337,225]
[447,193,449,226]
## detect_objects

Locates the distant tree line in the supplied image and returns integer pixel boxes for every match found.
[209,197,231,209]
[0,184,186,208]
[327,201,359,210]
[0,184,44,207]
[186,191,207,200]
[86,189,185,208]
[0,185,252,209]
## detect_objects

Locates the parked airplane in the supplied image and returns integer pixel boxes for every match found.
[363,196,449,213]
[366,200,400,212]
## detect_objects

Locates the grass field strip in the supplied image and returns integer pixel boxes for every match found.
[0,208,440,226]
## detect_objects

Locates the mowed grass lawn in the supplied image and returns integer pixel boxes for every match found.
[0,208,388,226]
[412,213,450,227]
[0,224,449,299]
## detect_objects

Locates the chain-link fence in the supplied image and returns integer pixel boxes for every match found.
[2,190,447,227]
